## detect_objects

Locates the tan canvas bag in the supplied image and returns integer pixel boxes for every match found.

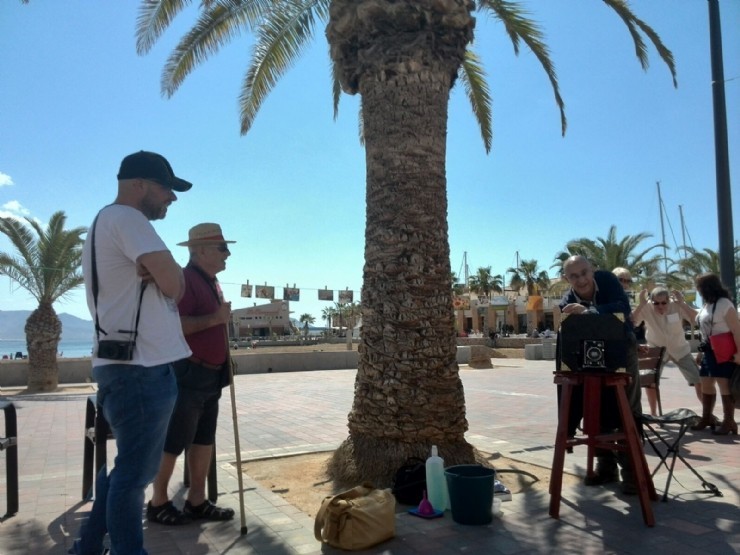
[313,483,396,550]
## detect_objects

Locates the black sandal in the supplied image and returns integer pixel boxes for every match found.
[146,501,191,526]
[183,499,235,521]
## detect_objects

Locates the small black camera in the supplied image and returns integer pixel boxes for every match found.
[697,341,709,353]
[582,340,606,369]
[97,340,135,361]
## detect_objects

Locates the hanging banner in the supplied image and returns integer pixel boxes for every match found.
[338,290,354,304]
[318,289,334,301]
[283,287,300,301]
[256,285,275,299]
[527,295,543,311]
[240,284,253,298]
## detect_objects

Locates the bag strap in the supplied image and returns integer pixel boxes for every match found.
[90,210,147,344]
[313,495,334,542]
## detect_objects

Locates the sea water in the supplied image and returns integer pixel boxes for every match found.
[0,339,92,359]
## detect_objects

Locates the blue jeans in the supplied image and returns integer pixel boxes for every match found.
[73,364,177,555]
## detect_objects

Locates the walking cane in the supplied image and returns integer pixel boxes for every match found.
[228,358,248,535]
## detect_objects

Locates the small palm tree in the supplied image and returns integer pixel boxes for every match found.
[299,313,316,338]
[0,211,86,391]
[467,266,503,301]
[675,246,740,292]
[450,271,465,296]
[508,259,550,296]
[321,306,336,333]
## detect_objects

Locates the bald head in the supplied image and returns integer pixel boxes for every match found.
[563,255,591,275]
[563,256,595,300]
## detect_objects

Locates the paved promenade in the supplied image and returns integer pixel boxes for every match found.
[0,359,738,554]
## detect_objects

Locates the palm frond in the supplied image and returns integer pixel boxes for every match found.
[136,0,193,55]
[601,0,677,87]
[459,49,493,153]
[161,1,272,97]
[479,0,566,135]
[239,0,328,134]
[331,61,342,121]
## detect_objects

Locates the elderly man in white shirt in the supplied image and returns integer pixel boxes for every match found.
[632,286,702,415]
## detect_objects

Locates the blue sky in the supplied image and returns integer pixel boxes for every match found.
[1,1,738,324]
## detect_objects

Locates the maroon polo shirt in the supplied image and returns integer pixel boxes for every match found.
[178,264,228,367]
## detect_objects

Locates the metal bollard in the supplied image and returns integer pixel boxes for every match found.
[0,400,18,517]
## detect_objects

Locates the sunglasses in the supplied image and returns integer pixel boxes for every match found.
[212,243,230,253]
[652,301,668,305]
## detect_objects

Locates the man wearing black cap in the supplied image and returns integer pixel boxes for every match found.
[71,151,193,555]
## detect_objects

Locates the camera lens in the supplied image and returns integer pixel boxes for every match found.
[586,347,602,361]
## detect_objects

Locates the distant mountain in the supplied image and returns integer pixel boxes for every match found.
[289,318,327,331]
[0,310,93,341]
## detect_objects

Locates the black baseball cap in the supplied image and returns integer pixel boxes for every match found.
[117,150,193,192]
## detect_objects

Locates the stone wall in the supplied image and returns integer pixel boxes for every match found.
[0,346,474,388]
[492,336,544,348]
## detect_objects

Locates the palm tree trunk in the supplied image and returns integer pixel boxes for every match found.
[24,301,61,392]
[327,0,477,486]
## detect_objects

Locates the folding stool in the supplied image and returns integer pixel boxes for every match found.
[642,408,722,502]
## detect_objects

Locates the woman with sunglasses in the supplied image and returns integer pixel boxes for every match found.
[678,273,739,435]
[632,287,702,416]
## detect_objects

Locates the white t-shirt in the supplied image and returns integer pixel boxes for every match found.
[82,204,191,367]
[641,302,691,359]
[697,297,734,340]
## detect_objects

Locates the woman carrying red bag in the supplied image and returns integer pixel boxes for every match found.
[679,273,739,435]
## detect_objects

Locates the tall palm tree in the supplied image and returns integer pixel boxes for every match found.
[299,312,315,338]
[136,0,676,486]
[553,225,664,286]
[0,211,86,391]
[508,259,550,296]
[467,266,503,300]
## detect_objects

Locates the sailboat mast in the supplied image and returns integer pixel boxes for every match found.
[657,181,669,275]
[679,204,687,255]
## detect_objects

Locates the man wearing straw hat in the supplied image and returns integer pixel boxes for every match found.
[147,223,237,525]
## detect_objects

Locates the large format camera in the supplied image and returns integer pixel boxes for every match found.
[97,340,136,361]
[582,339,606,369]
[558,313,627,373]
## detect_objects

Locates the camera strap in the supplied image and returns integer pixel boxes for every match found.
[702,302,717,340]
[90,210,146,344]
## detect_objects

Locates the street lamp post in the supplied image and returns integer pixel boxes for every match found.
[708,0,735,301]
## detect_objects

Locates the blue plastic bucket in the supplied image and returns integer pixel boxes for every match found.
[444,464,495,525]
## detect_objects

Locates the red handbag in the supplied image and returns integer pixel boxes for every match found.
[709,332,737,363]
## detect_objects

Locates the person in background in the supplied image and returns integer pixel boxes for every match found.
[612,267,633,291]
[560,256,640,494]
[613,267,645,343]
[680,273,739,435]
[147,223,237,525]
[632,287,702,415]
[72,150,192,555]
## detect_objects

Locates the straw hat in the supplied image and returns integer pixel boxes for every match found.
[177,223,235,246]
